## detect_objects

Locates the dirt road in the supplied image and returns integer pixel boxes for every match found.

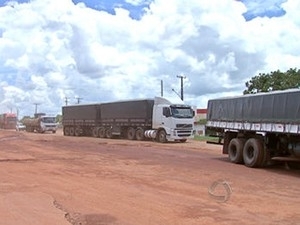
[0,130,299,225]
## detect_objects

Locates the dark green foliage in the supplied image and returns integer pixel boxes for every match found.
[244,68,300,94]
[56,114,62,123]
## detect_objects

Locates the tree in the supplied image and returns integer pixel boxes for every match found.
[243,68,300,94]
[56,114,62,124]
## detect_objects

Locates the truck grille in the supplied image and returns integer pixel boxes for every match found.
[176,124,193,129]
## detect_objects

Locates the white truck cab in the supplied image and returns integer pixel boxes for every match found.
[151,97,195,142]
[39,116,58,133]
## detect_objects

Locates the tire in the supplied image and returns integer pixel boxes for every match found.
[64,127,70,136]
[99,127,106,138]
[243,138,264,168]
[286,162,300,170]
[127,127,136,140]
[106,128,113,139]
[135,127,145,141]
[69,127,75,136]
[75,127,81,136]
[157,130,167,143]
[92,127,99,138]
[228,138,245,164]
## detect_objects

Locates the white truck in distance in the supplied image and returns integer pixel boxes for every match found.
[23,115,58,133]
[62,97,195,142]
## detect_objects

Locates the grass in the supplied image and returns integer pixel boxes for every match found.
[193,135,220,142]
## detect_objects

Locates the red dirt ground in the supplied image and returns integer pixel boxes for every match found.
[0,129,300,225]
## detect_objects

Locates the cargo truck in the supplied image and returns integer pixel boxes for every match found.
[0,113,17,129]
[206,89,300,168]
[23,115,58,133]
[62,97,195,142]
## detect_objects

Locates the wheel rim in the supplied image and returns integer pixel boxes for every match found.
[246,147,254,159]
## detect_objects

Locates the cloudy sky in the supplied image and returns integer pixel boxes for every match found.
[0,0,299,118]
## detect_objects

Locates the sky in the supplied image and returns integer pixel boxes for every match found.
[0,0,299,118]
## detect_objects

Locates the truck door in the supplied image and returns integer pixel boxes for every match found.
[152,105,173,131]
[162,107,174,133]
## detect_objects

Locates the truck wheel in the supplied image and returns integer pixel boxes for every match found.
[99,127,106,138]
[69,127,75,136]
[75,127,81,136]
[243,138,264,168]
[64,127,70,136]
[127,127,136,140]
[157,130,167,143]
[286,162,300,170]
[135,127,145,141]
[92,128,99,137]
[228,138,245,164]
[106,128,113,139]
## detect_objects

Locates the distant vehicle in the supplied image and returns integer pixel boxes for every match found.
[0,113,17,129]
[62,97,195,142]
[23,114,58,133]
[206,89,300,168]
[16,122,26,131]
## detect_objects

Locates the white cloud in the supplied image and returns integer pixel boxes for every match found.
[0,0,299,117]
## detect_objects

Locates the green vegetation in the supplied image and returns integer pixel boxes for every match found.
[244,68,300,94]
[197,119,207,125]
[194,135,219,142]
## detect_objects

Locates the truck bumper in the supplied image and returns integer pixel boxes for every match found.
[166,129,194,141]
[44,126,57,132]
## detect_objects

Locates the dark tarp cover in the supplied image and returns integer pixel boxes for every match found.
[100,99,154,120]
[62,104,101,120]
[207,89,300,123]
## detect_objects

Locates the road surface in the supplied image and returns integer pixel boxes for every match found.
[0,130,299,225]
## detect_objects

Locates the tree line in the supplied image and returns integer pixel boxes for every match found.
[243,68,300,94]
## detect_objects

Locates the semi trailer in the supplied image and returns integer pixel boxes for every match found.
[62,97,195,142]
[23,115,58,133]
[0,113,17,129]
[206,89,300,168]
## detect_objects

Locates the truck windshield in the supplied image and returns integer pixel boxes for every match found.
[41,117,56,123]
[170,107,194,118]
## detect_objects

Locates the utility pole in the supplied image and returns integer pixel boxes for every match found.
[64,97,70,106]
[161,80,163,97]
[33,103,41,115]
[176,75,186,101]
[75,97,83,104]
